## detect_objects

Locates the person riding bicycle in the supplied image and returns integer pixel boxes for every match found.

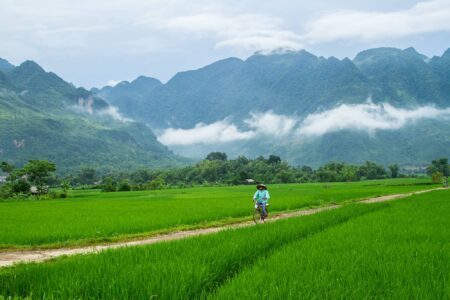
[253,184,270,217]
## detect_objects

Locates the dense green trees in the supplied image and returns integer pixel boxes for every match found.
[101,178,117,192]
[2,156,446,196]
[389,164,399,178]
[315,161,387,182]
[0,160,56,198]
[23,160,56,194]
[427,158,449,184]
[0,162,14,174]
[75,168,98,185]
[95,153,399,192]
[427,158,449,176]
[205,152,228,161]
[117,180,132,192]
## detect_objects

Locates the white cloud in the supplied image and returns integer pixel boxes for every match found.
[97,106,133,122]
[245,111,298,137]
[106,80,121,87]
[157,104,450,146]
[158,111,299,145]
[73,97,132,122]
[298,102,450,136]
[157,120,255,145]
[303,0,450,43]
[157,13,303,51]
[141,0,450,52]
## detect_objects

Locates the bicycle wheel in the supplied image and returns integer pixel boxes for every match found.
[253,207,264,224]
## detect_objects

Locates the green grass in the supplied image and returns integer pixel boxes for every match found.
[0,202,387,299]
[0,188,447,299]
[211,189,450,299]
[0,178,437,249]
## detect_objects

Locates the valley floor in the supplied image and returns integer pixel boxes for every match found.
[0,188,448,299]
[0,186,443,267]
[0,179,437,250]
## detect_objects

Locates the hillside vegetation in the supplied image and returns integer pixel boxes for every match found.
[99,47,450,127]
[98,47,450,167]
[0,60,186,173]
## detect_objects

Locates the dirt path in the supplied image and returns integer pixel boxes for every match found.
[0,187,444,268]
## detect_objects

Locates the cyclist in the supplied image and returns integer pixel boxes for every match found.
[253,184,270,218]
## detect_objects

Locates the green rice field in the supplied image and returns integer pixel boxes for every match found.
[213,189,450,299]
[0,188,448,299]
[0,178,437,249]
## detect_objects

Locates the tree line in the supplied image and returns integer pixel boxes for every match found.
[1,154,448,198]
[66,153,445,192]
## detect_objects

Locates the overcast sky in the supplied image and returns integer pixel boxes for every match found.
[1,0,450,88]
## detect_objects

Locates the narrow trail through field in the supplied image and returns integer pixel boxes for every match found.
[0,187,444,268]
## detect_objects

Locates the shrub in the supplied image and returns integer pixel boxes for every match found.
[11,180,31,194]
[0,184,14,199]
[102,177,117,192]
[147,178,165,190]
[118,180,132,192]
[432,171,443,184]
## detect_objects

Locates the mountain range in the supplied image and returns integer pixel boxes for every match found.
[98,47,450,126]
[0,59,186,174]
[1,47,449,172]
[97,47,450,167]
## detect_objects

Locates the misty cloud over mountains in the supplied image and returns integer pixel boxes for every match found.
[71,97,132,123]
[158,111,296,145]
[95,45,450,166]
[157,103,450,146]
[299,102,450,136]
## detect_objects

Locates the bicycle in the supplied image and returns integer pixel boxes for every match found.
[253,200,269,224]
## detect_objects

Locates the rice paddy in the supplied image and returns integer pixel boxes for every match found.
[0,187,448,299]
[0,178,436,249]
